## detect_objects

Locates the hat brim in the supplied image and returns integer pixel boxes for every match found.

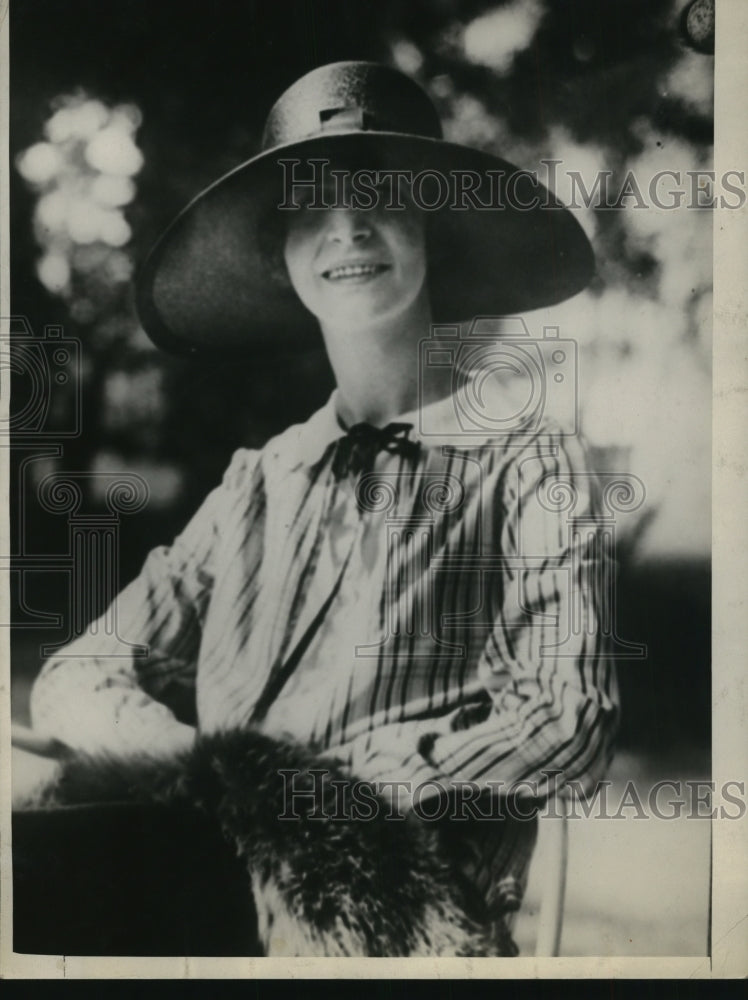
[136,132,595,357]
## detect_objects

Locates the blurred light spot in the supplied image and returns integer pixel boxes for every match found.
[70,299,97,324]
[624,124,712,312]
[46,99,110,143]
[91,452,183,509]
[96,315,142,346]
[113,104,143,131]
[99,211,131,247]
[663,50,714,117]
[35,191,69,233]
[37,253,70,293]
[103,368,165,425]
[430,74,454,100]
[73,243,110,273]
[442,93,503,150]
[90,174,136,207]
[66,199,103,243]
[462,0,544,74]
[546,126,605,239]
[20,92,144,301]
[16,142,63,185]
[103,251,134,283]
[85,127,144,176]
[390,38,424,75]
[64,200,132,247]
[139,465,184,507]
[105,372,136,410]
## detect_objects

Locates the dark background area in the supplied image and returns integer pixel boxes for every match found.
[8,0,712,757]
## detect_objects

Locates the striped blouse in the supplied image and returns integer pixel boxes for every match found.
[31,389,619,921]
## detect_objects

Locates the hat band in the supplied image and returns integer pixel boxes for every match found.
[319,105,386,132]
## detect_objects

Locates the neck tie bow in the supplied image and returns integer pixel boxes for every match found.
[331,422,420,480]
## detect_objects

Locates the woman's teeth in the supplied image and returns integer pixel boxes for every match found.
[324,264,386,280]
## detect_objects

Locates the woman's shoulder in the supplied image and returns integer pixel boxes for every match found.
[505,416,593,467]
[219,399,339,490]
[219,446,262,491]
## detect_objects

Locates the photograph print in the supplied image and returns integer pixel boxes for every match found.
[3,0,727,968]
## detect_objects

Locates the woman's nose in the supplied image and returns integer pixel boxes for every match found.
[326,208,372,244]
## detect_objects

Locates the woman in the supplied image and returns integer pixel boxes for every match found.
[27,61,619,955]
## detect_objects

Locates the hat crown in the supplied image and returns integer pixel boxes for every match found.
[261,60,443,151]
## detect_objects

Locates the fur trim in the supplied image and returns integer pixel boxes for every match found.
[27,729,516,957]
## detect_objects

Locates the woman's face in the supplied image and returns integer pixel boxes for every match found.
[282,185,428,330]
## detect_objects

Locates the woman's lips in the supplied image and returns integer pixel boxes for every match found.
[322,263,391,282]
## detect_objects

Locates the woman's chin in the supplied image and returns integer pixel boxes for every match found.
[319,289,427,333]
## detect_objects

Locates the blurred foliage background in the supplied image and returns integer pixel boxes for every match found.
[9,0,713,753]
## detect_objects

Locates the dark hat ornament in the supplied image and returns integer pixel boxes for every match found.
[136,61,595,357]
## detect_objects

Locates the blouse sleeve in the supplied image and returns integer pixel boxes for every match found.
[30,448,259,757]
[337,428,620,806]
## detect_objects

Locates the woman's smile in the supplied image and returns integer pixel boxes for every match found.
[321,261,392,283]
[284,198,428,326]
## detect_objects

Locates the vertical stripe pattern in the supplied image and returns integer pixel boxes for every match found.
[31,392,619,922]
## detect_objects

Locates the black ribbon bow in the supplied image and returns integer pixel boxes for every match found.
[331,421,420,480]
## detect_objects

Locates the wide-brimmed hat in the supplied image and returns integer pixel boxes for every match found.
[136,61,594,357]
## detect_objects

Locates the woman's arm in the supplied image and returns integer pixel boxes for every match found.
[30,448,260,757]
[334,429,620,806]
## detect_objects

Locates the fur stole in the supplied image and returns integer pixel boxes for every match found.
[26,729,516,958]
